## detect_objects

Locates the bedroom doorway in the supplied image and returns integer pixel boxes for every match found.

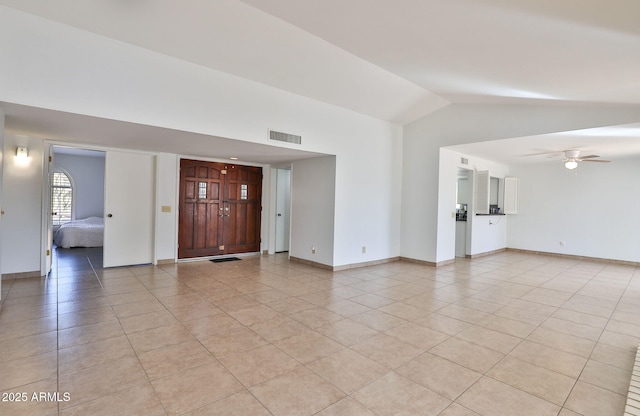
[44,145,156,272]
[178,159,263,259]
[46,146,106,273]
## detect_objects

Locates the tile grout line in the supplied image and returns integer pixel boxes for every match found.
[108,267,171,416]
[139,267,262,415]
[557,264,634,413]
[439,263,564,413]
[35,250,638,416]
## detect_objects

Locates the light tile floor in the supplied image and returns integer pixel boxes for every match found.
[1,248,639,415]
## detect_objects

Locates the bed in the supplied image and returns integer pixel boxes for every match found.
[53,216,104,248]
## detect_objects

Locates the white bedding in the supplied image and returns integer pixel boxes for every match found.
[54,217,104,248]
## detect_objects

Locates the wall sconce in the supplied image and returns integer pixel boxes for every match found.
[15,146,31,167]
[16,146,29,159]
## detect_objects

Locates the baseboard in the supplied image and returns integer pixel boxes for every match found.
[398,257,456,267]
[399,257,437,267]
[506,248,640,267]
[332,257,400,272]
[290,256,401,272]
[466,248,507,259]
[289,256,334,271]
[436,258,456,267]
[2,270,42,280]
[156,258,175,265]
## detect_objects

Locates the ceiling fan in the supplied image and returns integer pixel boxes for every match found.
[562,150,610,170]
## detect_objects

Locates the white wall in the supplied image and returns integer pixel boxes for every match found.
[333,123,403,266]
[402,103,640,263]
[0,8,404,272]
[155,153,178,262]
[508,158,640,263]
[1,134,43,274]
[290,156,336,266]
[53,152,105,219]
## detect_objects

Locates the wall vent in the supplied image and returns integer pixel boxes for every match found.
[269,130,301,145]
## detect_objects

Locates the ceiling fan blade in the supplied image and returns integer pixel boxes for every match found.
[578,155,600,159]
[581,159,610,163]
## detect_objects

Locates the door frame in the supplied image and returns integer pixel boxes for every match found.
[454,167,473,258]
[274,167,291,253]
[40,143,54,275]
[0,112,4,299]
[41,141,158,271]
[266,164,292,256]
[176,156,267,261]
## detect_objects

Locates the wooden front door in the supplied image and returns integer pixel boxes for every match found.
[178,159,262,259]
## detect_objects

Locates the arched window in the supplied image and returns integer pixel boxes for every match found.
[52,171,73,226]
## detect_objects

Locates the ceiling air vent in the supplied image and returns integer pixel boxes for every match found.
[269,130,301,145]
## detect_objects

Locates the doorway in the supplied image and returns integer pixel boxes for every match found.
[455,168,471,258]
[47,146,106,273]
[44,145,155,272]
[275,168,291,253]
[178,159,262,258]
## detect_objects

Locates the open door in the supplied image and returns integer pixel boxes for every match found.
[0,111,4,300]
[275,168,291,253]
[42,144,54,275]
[103,151,155,268]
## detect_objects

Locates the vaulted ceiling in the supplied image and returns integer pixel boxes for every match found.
[2,0,640,162]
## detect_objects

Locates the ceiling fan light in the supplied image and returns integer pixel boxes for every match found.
[565,160,578,170]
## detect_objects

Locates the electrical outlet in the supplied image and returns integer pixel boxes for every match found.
[362,246,366,254]
[311,246,316,254]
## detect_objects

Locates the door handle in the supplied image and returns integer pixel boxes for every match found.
[277,213,282,217]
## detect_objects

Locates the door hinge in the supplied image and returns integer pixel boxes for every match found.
[46,249,51,256]
[49,156,52,162]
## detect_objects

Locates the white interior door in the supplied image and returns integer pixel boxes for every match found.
[275,168,291,253]
[43,144,53,274]
[0,112,4,299]
[103,151,155,268]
